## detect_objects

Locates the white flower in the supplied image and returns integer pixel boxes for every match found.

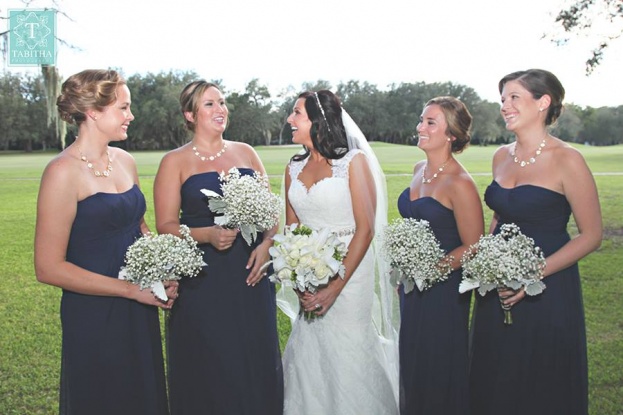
[459,223,546,296]
[266,224,348,294]
[118,225,206,301]
[200,167,281,245]
[382,218,454,293]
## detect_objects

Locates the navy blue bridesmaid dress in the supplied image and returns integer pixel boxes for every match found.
[397,190,471,415]
[61,185,168,415]
[469,181,588,415]
[167,169,283,415]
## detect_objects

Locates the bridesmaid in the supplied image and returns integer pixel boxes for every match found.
[469,69,602,415]
[154,80,283,415]
[34,69,175,415]
[397,96,483,415]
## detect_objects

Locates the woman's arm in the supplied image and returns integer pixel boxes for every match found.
[304,153,375,315]
[153,150,237,250]
[245,147,279,285]
[34,156,172,308]
[544,146,602,277]
[284,164,300,226]
[447,175,484,270]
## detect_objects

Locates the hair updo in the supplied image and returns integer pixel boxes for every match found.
[498,69,565,126]
[425,96,472,153]
[56,69,125,125]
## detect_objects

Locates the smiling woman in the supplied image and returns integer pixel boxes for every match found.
[153,79,284,414]
[34,69,173,415]
[278,90,399,415]
[469,69,603,415]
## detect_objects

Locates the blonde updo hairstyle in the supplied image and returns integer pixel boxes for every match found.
[56,69,125,125]
[425,96,472,153]
[179,80,221,132]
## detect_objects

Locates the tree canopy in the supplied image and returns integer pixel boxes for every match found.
[0,70,621,153]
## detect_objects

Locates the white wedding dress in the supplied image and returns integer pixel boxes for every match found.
[281,149,399,415]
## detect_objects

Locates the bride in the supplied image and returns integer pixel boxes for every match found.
[278,90,399,414]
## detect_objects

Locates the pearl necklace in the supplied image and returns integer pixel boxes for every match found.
[422,158,452,184]
[511,134,548,167]
[192,142,228,161]
[77,146,113,178]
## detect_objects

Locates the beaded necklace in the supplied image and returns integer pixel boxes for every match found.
[511,134,548,167]
[77,145,113,178]
[422,158,452,184]
[192,142,228,161]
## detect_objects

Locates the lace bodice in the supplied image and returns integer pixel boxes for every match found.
[288,149,363,233]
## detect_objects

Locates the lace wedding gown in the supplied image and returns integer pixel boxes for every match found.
[281,149,399,415]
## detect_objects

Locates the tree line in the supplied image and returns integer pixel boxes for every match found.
[1,69,621,152]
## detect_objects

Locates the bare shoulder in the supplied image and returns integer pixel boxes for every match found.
[39,151,80,199]
[42,150,77,182]
[549,138,590,171]
[454,168,479,195]
[227,140,255,154]
[412,159,426,174]
[348,150,372,169]
[109,146,136,167]
[158,143,193,168]
[493,143,512,160]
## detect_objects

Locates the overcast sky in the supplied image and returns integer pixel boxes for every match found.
[4,0,622,107]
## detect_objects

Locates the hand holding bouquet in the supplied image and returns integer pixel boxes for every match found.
[382,218,453,293]
[459,223,546,324]
[119,225,206,301]
[200,167,281,245]
[266,223,348,293]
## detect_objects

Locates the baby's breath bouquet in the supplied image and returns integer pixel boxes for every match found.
[459,223,546,325]
[118,225,206,301]
[382,218,454,293]
[267,224,348,296]
[200,167,281,246]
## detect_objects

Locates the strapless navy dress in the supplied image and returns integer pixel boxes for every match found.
[397,190,471,415]
[167,169,283,415]
[61,185,168,415]
[469,181,588,415]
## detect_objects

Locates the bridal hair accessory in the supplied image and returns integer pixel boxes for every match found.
[77,144,113,178]
[511,133,548,167]
[313,92,331,132]
[192,142,228,161]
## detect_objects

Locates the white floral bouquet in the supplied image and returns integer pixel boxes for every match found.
[382,217,454,293]
[267,224,348,295]
[200,167,281,246]
[118,225,206,301]
[459,223,546,325]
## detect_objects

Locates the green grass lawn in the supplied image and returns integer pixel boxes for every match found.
[1,143,621,414]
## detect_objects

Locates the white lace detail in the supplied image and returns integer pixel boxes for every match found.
[281,147,398,415]
[288,149,364,183]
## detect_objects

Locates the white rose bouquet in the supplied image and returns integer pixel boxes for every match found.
[459,223,546,325]
[200,167,281,246]
[267,224,348,309]
[118,225,206,301]
[382,217,454,293]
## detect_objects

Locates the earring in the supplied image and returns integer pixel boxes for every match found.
[539,108,543,112]
[447,138,451,142]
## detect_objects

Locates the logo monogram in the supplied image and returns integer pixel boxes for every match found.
[8,9,57,66]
